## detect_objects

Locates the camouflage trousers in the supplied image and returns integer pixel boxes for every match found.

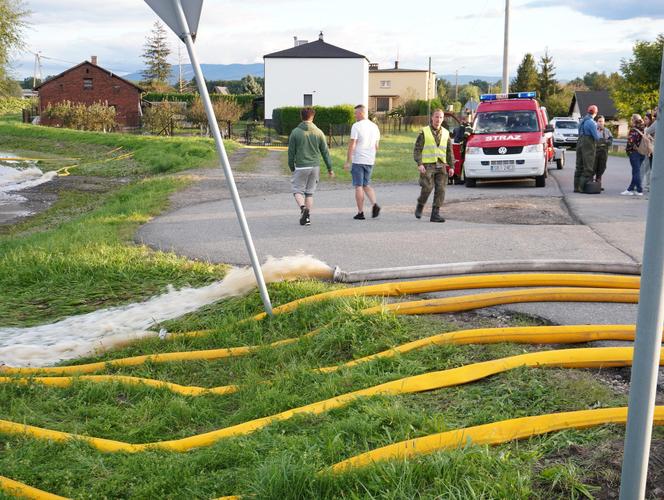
[417,164,448,208]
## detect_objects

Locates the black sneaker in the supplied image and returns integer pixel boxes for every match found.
[299,208,310,226]
[353,212,365,220]
[372,204,381,218]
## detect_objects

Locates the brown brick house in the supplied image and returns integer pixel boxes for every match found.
[35,57,143,128]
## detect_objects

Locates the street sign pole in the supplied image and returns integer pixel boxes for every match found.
[619,49,664,499]
[145,0,273,316]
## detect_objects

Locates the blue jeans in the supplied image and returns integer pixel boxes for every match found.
[351,163,373,187]
[627,152,645,193]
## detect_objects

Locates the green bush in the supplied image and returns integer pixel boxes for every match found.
[43,100,118,132]
[403,99,444,117]
[271,105,354,135]
[142,93,256,119]
[0,97,32,115]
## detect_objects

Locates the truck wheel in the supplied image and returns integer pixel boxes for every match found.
[535,174,546,188]
[465,178,477,188]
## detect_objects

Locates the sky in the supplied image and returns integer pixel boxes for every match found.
[9,0,664,82]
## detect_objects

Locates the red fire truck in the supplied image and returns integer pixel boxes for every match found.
[461,91,564,188]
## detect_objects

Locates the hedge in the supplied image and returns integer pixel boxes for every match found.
[142,93,258,119]
[0,97,32,115]
[272,105,354,135]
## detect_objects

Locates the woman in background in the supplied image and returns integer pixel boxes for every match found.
[621,114,646,196]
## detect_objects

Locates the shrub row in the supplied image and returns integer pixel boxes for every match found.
[0,97,32,115]
[143,92,255,107]
[271,105,354,135]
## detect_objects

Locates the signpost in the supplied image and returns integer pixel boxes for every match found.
[143,0,273,316]
[620,49,664,499]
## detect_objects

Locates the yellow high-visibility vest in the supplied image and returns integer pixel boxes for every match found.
[421,126,449,164]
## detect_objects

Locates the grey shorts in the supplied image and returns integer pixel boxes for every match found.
[291,166,320,196]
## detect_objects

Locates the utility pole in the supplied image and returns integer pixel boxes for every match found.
[427,57,432,122]
[144,0,274,316]
[619,48,664,500]
[32,52,42,89]
[502,0,510,93]
[455,69,459,101]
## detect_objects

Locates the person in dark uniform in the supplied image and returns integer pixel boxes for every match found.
[574,104,600,193]
[593,115,613,191]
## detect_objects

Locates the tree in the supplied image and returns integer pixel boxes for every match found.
[241,74,262,95]
[141,21,172,90]
[436,78,453,104]
[537,49,558,102]
[0,0,29,97]
[612,34,663,117]
[458,84,480,104]
[511,54,538,93]
[468,79,490,93]
[582,71,611,91]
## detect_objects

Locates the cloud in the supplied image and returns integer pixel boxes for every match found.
[526,0,664,20]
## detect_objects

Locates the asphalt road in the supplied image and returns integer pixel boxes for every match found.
[137,150,648,326]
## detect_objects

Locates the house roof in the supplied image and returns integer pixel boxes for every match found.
[264,39,367,60]
[370,68,433,73]
[35,61,143,92]
[569,90,617,119]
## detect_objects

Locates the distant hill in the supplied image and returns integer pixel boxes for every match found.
[122,63,264,84]
[438,74,501,85]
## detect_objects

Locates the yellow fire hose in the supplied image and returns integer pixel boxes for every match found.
[0,347,657,453]
[361,287,639,316]
[0,476,68,500]
[251,274,640,320]
[0,325,644,396]
[329,406,664,473]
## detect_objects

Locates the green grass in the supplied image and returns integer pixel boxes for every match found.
[328,132,419,183]
[0,118,238,176]
[0,116,641,498]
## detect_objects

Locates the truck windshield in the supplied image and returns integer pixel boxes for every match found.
[474,110,539,134]
[555,121,578,129]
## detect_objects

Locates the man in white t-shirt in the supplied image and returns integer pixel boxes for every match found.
[344,105,381,220]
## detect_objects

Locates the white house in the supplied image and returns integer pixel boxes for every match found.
[263,32,369,121]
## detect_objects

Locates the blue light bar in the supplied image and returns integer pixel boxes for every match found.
[479,91,537,101]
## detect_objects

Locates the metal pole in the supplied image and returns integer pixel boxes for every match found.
[455,69,459,101]
[170,0,273,315]
[619,48,664,499]
[502,0,510,93]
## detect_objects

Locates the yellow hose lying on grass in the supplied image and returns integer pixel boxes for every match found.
[252,274,640,320]
[0,475,68,500]
[1,325,644,396]
[1,282,640,376]
[0,347,657,453]
[362,287,639,316]
[329,406,664,472]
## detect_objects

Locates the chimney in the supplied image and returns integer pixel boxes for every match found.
[91,55,98,65]
[293,36,298,47]
[369,63,379,71]
[318,31,324,41]
[394,60,399,69]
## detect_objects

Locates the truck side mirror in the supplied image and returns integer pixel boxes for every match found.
[544,125,554,133]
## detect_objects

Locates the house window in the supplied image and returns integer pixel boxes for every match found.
[303,94,313,106]
[83,78,93,90]
[376,97,390,112]
[380,80,391,89]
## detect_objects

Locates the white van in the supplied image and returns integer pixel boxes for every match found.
[550,117,579,148]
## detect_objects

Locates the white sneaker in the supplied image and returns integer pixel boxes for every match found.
[634,192,644,196]
[620,190,634,196]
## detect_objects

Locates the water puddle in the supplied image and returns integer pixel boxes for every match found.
[0,255,333,367]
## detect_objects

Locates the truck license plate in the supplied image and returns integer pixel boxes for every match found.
[490,160,515,172]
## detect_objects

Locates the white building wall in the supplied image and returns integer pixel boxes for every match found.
[264,58,368,119]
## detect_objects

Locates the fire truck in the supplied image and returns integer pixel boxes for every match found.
[461,91,564,188]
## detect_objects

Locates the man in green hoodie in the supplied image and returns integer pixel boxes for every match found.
[288,107,335,226]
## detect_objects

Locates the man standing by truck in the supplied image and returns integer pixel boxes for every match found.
[413,108,455,222]
[574,105,600,193]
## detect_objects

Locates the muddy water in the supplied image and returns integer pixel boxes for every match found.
[0,154,57,221]
[0,255,333,367]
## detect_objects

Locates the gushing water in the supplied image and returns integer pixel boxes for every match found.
[0,254,333,367]
[0,155,57,208]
